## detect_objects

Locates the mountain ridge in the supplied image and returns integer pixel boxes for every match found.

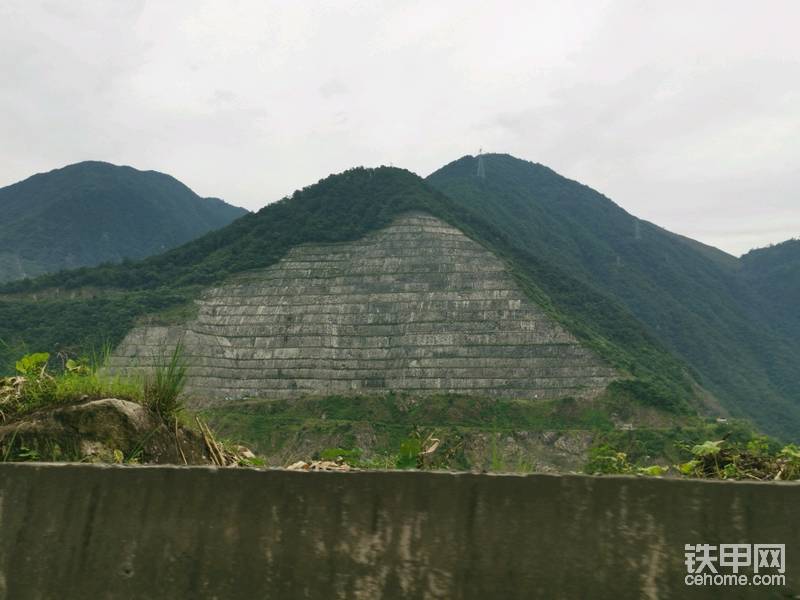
[0,160,248,282]
[0,164,697,418]
[427,153,800,439]
[1,154,797,439]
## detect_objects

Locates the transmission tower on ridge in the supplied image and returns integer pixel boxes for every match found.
[476,147,486,179]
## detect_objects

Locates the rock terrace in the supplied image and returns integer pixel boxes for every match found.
[110,213,617,402]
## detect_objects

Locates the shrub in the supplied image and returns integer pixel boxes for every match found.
[396,437,421,469]
[319,447,362,463]
[0,349,144,422]
[676,439,800,481]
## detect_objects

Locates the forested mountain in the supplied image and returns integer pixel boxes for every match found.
[0,155,797,440]
[0,166,695,419]
[0,161,247,282]
[427,154,800,439]
[741,239,800,340]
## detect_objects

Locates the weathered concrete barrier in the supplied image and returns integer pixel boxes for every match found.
[0,464,797,599]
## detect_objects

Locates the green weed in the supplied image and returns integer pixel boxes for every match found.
[143,343,187,421]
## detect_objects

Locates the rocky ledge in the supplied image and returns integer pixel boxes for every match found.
[0,399,211,464]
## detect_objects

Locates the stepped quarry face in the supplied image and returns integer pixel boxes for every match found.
[110,213,618,402]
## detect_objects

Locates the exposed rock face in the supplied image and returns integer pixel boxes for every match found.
[110,213,617,402]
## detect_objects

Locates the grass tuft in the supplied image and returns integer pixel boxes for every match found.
[143,343,187,421]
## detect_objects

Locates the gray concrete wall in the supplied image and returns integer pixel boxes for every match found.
[0,464,797,599]
[110,213,617,402]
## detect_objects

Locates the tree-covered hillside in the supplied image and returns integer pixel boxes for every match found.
[0,161,247,282]
[3,157,797,439]
[0,166,696,418]
[740,239,800,345]
[427,154,800,439]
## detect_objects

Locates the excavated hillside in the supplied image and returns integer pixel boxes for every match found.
[110,213,617,402]
[0,164,722,468]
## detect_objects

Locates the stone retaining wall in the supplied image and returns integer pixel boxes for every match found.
[110,213,617,402]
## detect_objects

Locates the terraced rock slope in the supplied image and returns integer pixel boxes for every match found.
[110,213,617,402]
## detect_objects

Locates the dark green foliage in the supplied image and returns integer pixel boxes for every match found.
[318,447,362,463]
[587,427,800,481]
[201,393,620,469]
[205,393,617,433]
[427,154,800,439]
[0,166,435,292]
[0,161,247,283]
[201,393,625,457]
[740,239,800,346]
[676,438,800,481]
[605,379,690,414]
[0,350,141,422]
[588,418,763,468]
[0,290,190,372]
[396,438,422,469]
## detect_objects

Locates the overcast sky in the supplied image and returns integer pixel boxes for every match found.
[1,1,798,255]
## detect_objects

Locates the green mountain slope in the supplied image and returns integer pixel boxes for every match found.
[0,166,697,416]
[741,239,800,342]
[0,161,247,282]
[427,154,800,439]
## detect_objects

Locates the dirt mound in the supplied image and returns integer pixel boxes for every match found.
[0,399,211,464]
